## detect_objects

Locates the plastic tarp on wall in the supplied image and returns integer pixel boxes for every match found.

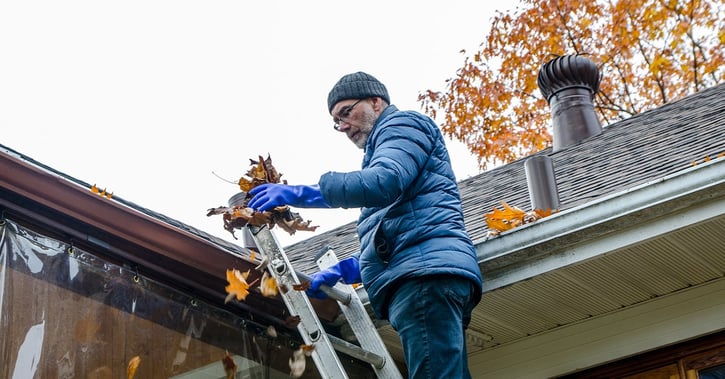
[0,218,308,378]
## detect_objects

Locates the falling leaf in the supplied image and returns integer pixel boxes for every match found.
[254,252,269,271]
[266,325,278,338]
[285,315,301,328]
[259,271,279,297]
[127,356,140,379]
[300,344,316,356]
[289,347,307,378]
[222,351,237,379]
[224,269,258,303]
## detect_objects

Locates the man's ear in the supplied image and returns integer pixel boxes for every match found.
[371,97,387,112]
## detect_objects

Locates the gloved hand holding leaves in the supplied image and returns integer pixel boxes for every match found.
[248,184,331,212]
[206,155,321,237]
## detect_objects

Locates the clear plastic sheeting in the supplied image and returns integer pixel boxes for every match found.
[0,219,314,378]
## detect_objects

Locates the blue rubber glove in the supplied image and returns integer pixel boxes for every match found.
[306,257,361,299]
[247,184,331,212]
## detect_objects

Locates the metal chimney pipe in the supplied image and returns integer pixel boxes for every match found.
[537,55,602,152]
[525,155,560,211]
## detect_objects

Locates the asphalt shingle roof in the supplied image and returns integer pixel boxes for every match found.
[285,83,725,273]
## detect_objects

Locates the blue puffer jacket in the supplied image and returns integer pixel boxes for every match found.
[319,105,483,319]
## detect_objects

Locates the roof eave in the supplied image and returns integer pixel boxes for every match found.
[476,158,725,292]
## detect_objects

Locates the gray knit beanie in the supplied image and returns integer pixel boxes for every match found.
[327,72,390,113]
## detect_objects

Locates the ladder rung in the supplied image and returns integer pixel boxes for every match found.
[295,271,351,305]
[327,334,385,369]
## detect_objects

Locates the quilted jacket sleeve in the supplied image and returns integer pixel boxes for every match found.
[319,110,432,209]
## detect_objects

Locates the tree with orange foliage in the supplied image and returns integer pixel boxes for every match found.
[420,0,724,170]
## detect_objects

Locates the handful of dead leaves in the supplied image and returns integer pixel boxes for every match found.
[210,155,321,378]
[206,155,319,238]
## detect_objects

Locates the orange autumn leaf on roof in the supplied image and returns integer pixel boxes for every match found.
[90,184,113,199]
[485,202,527,232]
[533,208,555,218]
[225,269,256,303]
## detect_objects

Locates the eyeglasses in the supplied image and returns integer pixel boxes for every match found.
[332,99,364,131]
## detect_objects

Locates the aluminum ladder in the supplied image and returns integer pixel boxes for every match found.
[247,224,403,379]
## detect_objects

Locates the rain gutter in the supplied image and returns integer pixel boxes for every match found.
[475,158,725,292]
[0,146,342,323]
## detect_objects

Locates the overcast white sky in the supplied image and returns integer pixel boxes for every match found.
[1,1,517,248]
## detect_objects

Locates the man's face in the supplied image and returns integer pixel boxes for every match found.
[331,98,376,149]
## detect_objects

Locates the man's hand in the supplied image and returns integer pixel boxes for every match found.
[247,184,331,212]
[306,257,361,299]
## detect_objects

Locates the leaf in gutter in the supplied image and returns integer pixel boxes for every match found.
[484,202,558,236]
[692,152,725,166]
[533,208,554,218]
[485,202,527,232]
[90,184,113,199]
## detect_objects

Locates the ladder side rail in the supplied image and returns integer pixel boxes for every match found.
[249,225,349,379]
[316,249,404,379]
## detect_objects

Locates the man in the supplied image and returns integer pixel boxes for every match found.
[248,72,483,378]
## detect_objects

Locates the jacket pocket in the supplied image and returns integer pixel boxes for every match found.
[374,222,391,263]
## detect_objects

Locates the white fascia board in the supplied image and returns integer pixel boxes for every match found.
[476,158,725,292]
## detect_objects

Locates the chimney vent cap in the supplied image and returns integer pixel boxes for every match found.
[538,55,600,103]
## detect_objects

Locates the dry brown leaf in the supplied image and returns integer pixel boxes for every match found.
[292,282,311,291]
[285,315,301,328]
[238,155,284,192]
[222,350,236,379]
[127,356,140,379]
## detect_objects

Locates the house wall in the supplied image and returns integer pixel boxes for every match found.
[468,277,725,378]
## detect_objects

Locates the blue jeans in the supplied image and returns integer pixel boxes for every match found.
[388,275,476,379]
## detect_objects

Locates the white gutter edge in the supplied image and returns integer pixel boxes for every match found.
[475,158,725,290]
